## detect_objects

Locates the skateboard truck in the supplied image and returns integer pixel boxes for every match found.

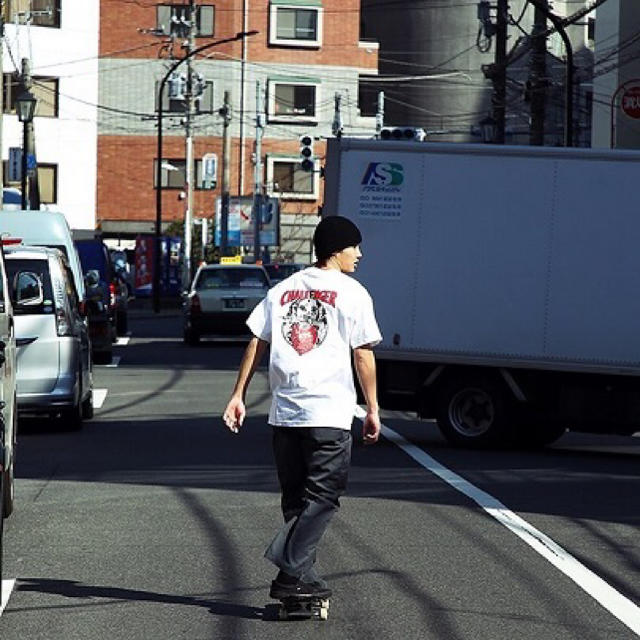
[277,596,330,621]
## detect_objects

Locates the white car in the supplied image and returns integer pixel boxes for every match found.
[183,264,271,344]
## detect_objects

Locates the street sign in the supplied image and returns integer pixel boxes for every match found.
[201,152,217,189]
[8,147,22,182]
[622,85,640,119]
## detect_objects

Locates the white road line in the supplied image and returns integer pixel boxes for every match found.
[105,356,121,368]
[355,407,640,637]
[93,388,108,408]
[0,579,15,616]
[115,336,130,346]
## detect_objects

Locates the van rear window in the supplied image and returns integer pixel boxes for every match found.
[6,258,55,315]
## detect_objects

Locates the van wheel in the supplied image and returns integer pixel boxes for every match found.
[62,378,83,431]
[2,409,17,518]
[82,389,94,420]
[435,374,512,448]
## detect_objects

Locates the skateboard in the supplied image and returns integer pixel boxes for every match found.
[276,596,330,621]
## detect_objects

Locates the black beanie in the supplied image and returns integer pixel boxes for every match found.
[313,216,362,261]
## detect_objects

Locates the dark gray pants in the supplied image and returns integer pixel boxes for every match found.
[264,426,352,579]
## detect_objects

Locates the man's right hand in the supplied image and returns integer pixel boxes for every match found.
[222,396,245,433]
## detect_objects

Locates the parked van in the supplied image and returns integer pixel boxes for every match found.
[4,245,93,429]
[0,210,86,303]
[0,243,17,519]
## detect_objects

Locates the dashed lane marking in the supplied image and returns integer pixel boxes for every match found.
[0,579,15,617]
[93,388,108,408]
[355,407,640,637]
[105,356,121,368]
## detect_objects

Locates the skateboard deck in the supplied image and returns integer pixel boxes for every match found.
[277,596,330,620]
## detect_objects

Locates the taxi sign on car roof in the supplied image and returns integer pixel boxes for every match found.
[220,256,243,264]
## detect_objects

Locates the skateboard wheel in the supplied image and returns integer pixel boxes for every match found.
[319,606,329,620]
[278,606,288,620]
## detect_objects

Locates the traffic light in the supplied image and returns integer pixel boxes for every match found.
[299,135,314,172]
[379,127,426,141]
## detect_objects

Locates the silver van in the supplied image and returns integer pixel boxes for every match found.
[0,244,17,518]
[5,245,93,429]
[0,210,86,303]
[0,241,17,607]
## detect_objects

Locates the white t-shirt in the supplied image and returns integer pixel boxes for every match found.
[247,266,382,429]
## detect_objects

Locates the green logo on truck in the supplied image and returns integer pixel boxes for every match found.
[361,163,404,190]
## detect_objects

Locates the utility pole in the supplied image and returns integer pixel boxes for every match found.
[493,0,508,143]
[529,1,547,145]
[220,90,231,256]
[332,92,343,138]
[0,1,4,199]
[182,0,196,290]
[253,80,264,263]
[375,91,385,137]
[20,57,37,209]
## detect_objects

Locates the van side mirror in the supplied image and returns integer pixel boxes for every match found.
[14,271,44,307]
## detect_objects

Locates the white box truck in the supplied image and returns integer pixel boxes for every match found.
[323,138,640,447]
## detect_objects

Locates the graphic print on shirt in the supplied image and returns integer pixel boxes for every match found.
[280,290,336,355]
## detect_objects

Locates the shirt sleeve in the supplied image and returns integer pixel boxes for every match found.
[350,289,382,349]
[246,295,272,342]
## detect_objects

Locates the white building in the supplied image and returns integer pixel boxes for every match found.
[2,0,99,229]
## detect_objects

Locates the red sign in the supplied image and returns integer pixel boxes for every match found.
[622,86,640,119]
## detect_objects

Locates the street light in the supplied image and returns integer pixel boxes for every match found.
[15,89,37,210]
[154,30,259,313]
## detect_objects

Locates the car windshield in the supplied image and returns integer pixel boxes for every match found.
[196,268,269,290]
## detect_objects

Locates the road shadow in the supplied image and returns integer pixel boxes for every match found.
[15,578,263,620]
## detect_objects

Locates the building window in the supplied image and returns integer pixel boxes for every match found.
[269,3,322,48]
[267,156,318,200]
[268,80,318,123]
[153,158,210,190]
[155,79,214,114]
[156,4,214,38]
[3,74,59,117]
[358,75,381,118]
[7,0,60,28]
[2,161,58,204]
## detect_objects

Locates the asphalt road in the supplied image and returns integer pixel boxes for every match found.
[1,310,638,640]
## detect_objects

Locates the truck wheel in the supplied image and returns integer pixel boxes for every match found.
[435,375,511,448]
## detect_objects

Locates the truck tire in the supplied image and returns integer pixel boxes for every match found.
[435,374,512,448]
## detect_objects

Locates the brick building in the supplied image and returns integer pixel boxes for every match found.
[97,0,378,261]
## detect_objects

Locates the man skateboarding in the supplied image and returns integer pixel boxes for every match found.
[222,215,382,609]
